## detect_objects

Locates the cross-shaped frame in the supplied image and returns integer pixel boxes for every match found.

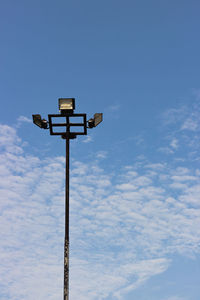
[48,113,87,139]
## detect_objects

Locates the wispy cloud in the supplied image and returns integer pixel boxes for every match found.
[181,117,198,131]
[165,296,186,300]
[82,135,93,143]
[0,124,22,154]
[96,150,107,159]
[1,121,200,299]
[159,97,200,162]
[17,116,32,123]
[107,104,120,112]
[16,115,32,129]
[162,97,200,134]
[105,104,121,120]
[170,138,179,150]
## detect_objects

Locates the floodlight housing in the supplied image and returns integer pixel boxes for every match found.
[59,98,75,115]
[94,113,103,127]
[32,114,48,129]
[88,113,103,128]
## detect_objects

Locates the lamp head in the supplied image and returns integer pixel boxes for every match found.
[88,113,103,128]
[32,114,48,129]
[59,98,75,115]
[94,113,103,127]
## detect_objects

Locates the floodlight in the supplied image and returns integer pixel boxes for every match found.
[88,113,103,128]
[94,113,103,127]
[32,114,48,129]
[59,98,75,115]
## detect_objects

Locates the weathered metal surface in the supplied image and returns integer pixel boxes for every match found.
[64,239,69,300]
[64,137,70,300]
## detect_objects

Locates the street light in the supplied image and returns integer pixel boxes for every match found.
[32,98,103,300]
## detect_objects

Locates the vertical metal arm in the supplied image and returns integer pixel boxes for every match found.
[64,137,70,300]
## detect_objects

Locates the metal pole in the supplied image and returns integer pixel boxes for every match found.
[64,135,70,300]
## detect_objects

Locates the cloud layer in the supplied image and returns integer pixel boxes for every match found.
[0,109,200,299]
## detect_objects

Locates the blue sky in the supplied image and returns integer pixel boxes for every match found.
[0,0,200,299]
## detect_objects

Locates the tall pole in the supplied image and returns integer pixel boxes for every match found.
[64,132,70,300]
[32,100,102,299]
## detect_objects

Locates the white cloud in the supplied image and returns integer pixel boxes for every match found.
[0,124,22,154]
[95,151,107,159]
[82,135,93,143]
[170,138,179,150]
[17,115,32,123]
[181,118,198,131]
[162,106,186,126]
[165,296,186,300]
[158,146,174,154]
[113,258,170,299]
[145,163,166,170]
[107,104,120,111]
[1,123,200,299]
[162,99,200,135]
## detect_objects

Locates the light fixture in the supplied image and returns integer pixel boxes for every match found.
[32,114,48,129]
[88,113,103,128]
[59,98,75,115]
[94,113,103,127]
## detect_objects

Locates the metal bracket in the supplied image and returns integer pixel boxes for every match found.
[48,113,87,139]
